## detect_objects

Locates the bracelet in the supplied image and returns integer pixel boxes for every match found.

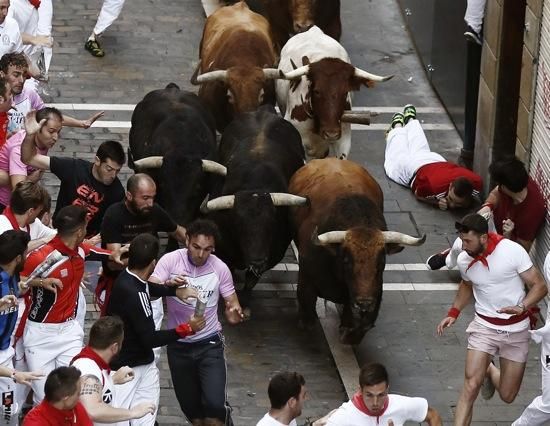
[40,278,44,287]
[517,302,527,313]
[447,307,460,319]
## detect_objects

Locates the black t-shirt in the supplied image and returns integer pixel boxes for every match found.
[50,157,125,236]
[101,201,177,244]
[107,269,178,369]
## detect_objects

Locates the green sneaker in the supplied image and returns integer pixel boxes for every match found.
[403,104,417,123]
[386,112,405,136]
[85,39,105,58]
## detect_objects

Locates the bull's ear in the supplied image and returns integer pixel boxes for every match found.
[385,243,404,255]
[350,76,376,91]
[302,56,310,66]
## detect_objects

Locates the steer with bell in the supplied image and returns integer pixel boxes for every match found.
[276,25,393,160]
[128,84,226,250]
[201,105,307,312]
[289,158,426,344]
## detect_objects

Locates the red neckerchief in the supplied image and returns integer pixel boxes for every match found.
[49,236,80,257]
[351,391,389,424]
[72,345,111,374]
[2,206,29,234]
[29,0,40,8]
[466,233,505,271]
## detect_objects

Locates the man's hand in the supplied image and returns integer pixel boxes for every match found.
[477,205,493,220]
[80,111,104,129]
[27,169,44,183]
[109,244,129,265]
[165,274,188,287]
[0,295,17,311]
[497,305,525,315]
[14,370,44,386]
[112,366,135,385]
[84,233,101,246]
[130,402,156,420]
[438,198,448,211]
[188,315,206,332]
[175,286,198,302]
[32,35,53,47]
[24,111,46,136]
[502,219,515,238]
[40,278,63,294]
[436,316,456,336]
[225,301,244,324]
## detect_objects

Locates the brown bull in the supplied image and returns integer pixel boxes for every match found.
[289,159,425,344]
[192,1,282,131]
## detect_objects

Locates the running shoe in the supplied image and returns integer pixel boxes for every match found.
[464,25,482,46]
[386,112,405,135]
[403,104,417,124]
[85,39,105,58]
[426,248,451,271]
[481,362,496,400]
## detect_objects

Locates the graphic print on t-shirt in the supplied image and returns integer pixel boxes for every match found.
[172,274,220,308]
[74,184,105,221]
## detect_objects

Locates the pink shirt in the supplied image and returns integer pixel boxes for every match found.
[0,130,47,206]
[8,86,45,134]
[151,249,235,342]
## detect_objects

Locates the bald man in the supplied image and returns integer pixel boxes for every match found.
[97,174,187,351]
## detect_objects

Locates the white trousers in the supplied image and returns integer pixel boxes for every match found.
[512,321,550,426]
[151,298,164,363]
[0,348,23,426]
[93,0,126,36]
[464,0,487,33]
[36,0,52,71]
[384,119,445,187]
[76,287,86,331]
[24,320,84,403]
[112,362,159,426]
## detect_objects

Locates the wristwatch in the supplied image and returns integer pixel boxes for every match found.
[517,302,527,313]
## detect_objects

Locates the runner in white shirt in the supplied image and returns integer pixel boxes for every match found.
[437,213,548,426]
[315,363,441,426]
[256,372,306,426]
[71,316,156,426]
[0,0,22,59]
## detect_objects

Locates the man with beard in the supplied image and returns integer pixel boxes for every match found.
[437,213,548,426]
[97,174,187,346]
[0,230,45,425]
[71,316,156,425]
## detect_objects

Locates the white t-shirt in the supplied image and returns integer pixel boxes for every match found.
[325,395,428,426]
[0,215,56,241]
[0,17,23,58]
[458,238,533,332]
[256,413,297,426]
[72,357,115,426]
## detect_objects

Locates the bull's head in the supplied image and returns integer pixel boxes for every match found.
[312,227,425,344]
[281,57,393,140]
[289,0,316,33]
[191,67,281,114]
[133,156,227,225]
[201,192,308,285]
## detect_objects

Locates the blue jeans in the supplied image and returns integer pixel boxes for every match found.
[167,333,232,424]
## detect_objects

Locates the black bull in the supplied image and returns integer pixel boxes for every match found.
[128,84,225,250]
[201,105,307,310]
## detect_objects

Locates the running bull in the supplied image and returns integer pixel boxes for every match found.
[289,158,426,344]
[276,25,393,160]
[192,1,286,132]
[128,83,226,250]
[201,105,307,312]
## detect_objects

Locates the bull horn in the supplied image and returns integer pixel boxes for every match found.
[195,70,229,84]
[353,67,394,82]
[133,156,163,169]
[270,193,309,206]
[263,68,282,80]
[201,160,227,176]
[340,111,372,125]
[382,231,426,246]
[313,229,348,245]
[201,195,235,213]
[281,65,310,80]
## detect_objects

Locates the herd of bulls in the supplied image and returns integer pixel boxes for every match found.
[127,0,426,345]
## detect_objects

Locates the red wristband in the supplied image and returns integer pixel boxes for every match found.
[447,307,460,319]
[482,202,494,210]
[175,323,194,337]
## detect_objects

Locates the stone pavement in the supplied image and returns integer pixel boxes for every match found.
[33,0,549,424]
